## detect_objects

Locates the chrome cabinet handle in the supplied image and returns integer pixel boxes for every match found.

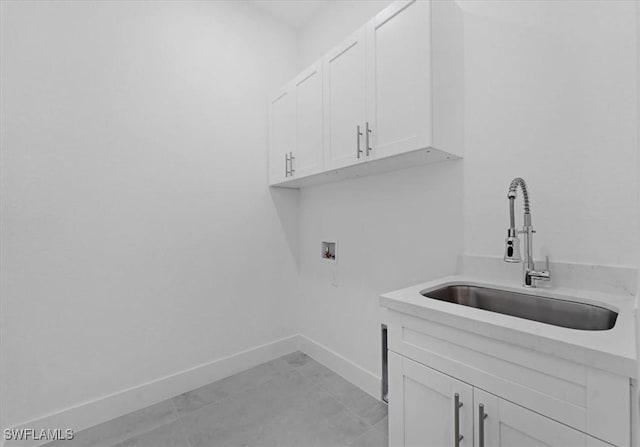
[285,153,290,177]
[356,125,363,158]
[479,404,488,447]
[454,393,463,446]
[289,152,295,175]
[365,121,372,156]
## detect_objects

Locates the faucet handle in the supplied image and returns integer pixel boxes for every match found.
[529,255,551,284]
[527,270,550,285]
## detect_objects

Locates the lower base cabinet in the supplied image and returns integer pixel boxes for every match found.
[389,350,473,446]
[389,352,611,447]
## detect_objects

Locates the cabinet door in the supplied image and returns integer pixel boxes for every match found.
[268,86,294,185]
[323,27,368,170]
[474,389,587,447]
[366,0,431,160]
[389,352,473,447]
[293,62,323,178]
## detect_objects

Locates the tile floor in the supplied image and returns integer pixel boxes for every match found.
[45,352,388,447]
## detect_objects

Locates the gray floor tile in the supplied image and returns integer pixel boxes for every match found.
[318,373,387,425]
[273,386,347,425]
[215,358,293,394]
[232,368,315,417]
[298,359,340,383]
[359,400,388,426]
[256,412,336,447]
[43,400,178,447]
[348,426,388,447]
[326,410,371,446]
[172,382,228,416]
[46,355,386,447]
[303,392,347,420]
[256,392,369,447]
[180,396,264,447]
[111,421,189,447]
[281,351,313,368]
[374,416,388,438]
[172,358,292,416]
[181,370,314,447]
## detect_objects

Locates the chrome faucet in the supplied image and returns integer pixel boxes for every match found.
[503,177,551,288]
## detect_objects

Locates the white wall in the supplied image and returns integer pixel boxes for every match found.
[0,0,298,430]
[297,164,464,381]
[461,0,638,267]
[297,0,392,70]
[295,0,639,388]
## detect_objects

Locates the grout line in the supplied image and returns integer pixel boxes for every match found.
[168,397,179,421]
[344,425,377,447]
[173,361,303,425]
[300,381,376,446]
[175,357,295,419]
[291,353,386,429]
[373,415,388,431]
[281,353,382,443]
[103,400,183,447]
[310,377,380,432]
[315,371,385,428]
[182,390,234,417]
[319,382,375,427]
[170,399,193,447]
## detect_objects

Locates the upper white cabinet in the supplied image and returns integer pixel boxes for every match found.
[269,0,463,188]
[366,0,432,160]
[323,27,368,170]
[268,87,294,185]
[293,62,324,178]
[269,63,324,185]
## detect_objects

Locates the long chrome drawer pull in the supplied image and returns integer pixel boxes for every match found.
[479,404,488,447]
[454,393,463,446]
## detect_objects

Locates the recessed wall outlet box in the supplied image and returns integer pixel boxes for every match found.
[321,241,337,263]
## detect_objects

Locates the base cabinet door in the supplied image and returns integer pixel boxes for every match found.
[389,351,473,447]
[473,388,588,447]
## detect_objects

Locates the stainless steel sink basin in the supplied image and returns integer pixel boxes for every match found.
[421,285,617,331]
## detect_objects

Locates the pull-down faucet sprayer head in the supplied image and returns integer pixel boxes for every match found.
[504,178,530,263]
[504,221,522,262]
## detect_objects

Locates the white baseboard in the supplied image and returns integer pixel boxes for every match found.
[3,335,299,447]
[297,335,382,401]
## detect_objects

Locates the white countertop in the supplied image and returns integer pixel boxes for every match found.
[380,275,637,378]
